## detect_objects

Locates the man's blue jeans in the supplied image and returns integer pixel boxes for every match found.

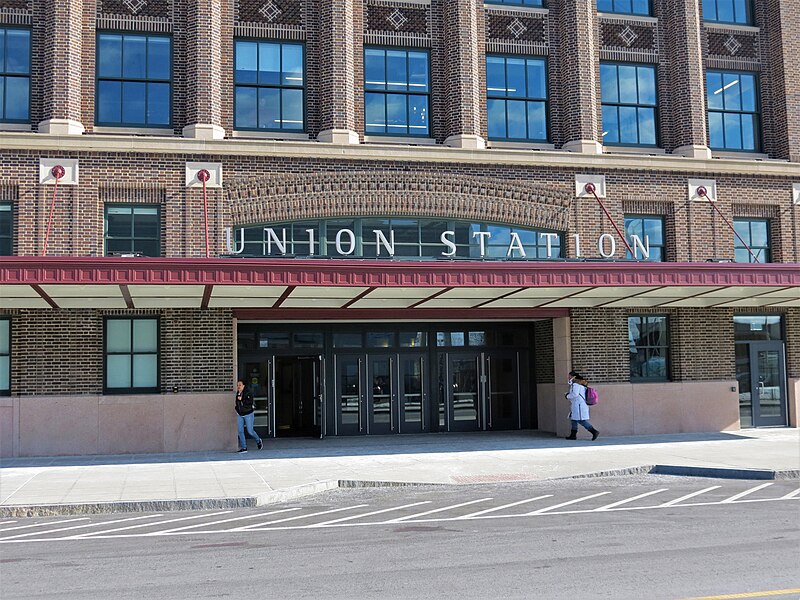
[237,412,261,450]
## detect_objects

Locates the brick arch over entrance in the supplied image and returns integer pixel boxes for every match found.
[225,171,572,231]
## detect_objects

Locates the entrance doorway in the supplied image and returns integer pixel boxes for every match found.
[442,351,520,432]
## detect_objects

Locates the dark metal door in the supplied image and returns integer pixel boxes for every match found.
[749,342,787,427]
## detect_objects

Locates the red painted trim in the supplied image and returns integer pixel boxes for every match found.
[231,308,571,320]
[1,257,798,288]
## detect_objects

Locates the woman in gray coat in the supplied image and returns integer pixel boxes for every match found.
[565,370,599,440]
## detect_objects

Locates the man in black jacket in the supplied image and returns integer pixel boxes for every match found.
[235,379,263,453]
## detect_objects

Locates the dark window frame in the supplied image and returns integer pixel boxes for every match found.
[364,46,431,138]
[0,26,31,123]
[624,214,665,262]
[628,314,670,382]
[104,203,161,257]
[702,0,753,25]
[733,217,771,264]
[0,202,12,256]
[597,0,652,16]
[706,69,761,152]
[233,38,307,133]
[103,317,160,395]
[485,0,547,6]
[486,54,550,143]
[95,31,173,128]
[0,317,9,396]
[600,61,660,147]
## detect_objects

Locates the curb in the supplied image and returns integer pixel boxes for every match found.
[650,465,800,480]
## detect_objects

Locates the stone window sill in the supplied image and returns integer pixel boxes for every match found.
[363,135,437,146]
[489,141,554,151]
[93,126,175,136]
[232,130,310,141]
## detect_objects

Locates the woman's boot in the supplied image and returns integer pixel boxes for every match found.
[565,430,577,440]
[589,427,599,441]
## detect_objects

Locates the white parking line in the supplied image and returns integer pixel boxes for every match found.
[457,495,552,519]
[0,521,17,525]
[720,482,774,503]
[659,486,722,507]
[525,492,611,515]
[0,514,162,541]
[595,489,668,511]
[780,488,800,500]
[389,498,493,523]
[309,501,431,527]
[0,517,89,532]
[149,507,301,535]
[237,505,370,531]
[72,511,233,538]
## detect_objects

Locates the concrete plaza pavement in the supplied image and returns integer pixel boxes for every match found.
[1,428,798,516]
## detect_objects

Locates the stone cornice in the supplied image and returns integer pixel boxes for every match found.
[1,133,799,177]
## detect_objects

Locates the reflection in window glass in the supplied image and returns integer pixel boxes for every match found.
[0,318,9,394]
[732,218,770,263]
[597,0,650,15]
[258,332,289,348]
[486,55,548,141]
[629,315,669,381]
[399,332,427,348]
[468,332,486,346]
[365,48,429,136]
[366,332,395,348]
[105,318,159,392]
[0,28,31,122]
[624,215,664,261]
[733,316,782,341]
[333,333,363,348]
[702,0,752,24]
[601,63,658,146]
[706,70,759,151]
[104,205,160,257]
[0,203,11,255]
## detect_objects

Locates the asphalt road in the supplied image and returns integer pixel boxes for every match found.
[1,475,798,600]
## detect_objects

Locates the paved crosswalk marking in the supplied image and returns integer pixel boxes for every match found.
[595,489,668,511]
[525,492,611,515]
[310,501,431,527]
[150,507,301,535]
[720,483,774,503]
[457,495,552,519]
[0,514,162,541]
[389,498,493,523]
[660,486,721,507]
[236,505,370,531]
[73,511,233,538]
[0,517,89,533]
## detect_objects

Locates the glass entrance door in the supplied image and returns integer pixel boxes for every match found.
[399,355,426,433]
[737,342,787,427]
[273,356,322,437]
[241,359,272,438]
[486,353,519,430]
[447,353,481,431]
[368,355,394,434]
[336,354,364,435]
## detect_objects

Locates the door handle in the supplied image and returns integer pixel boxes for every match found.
[390,357,395,432]
[358,358,364,432]
[487,357,492,429]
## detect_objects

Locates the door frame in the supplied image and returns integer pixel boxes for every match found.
[748,341,788,427]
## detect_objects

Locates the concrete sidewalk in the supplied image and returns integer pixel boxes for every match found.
[1,429,798,517]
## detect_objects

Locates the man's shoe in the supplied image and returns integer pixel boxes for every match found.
[257,440,263,450]
[237,448,248,453]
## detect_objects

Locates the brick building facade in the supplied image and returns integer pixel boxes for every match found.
[0,0,798,457]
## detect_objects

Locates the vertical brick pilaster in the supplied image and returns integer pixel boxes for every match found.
[38,0,85,135]
[763,0,800,162]
[316,0,359,144]
[662,0,711,159]
[441,0,485,149]
[183,0,226,139]
[555,0,601,154]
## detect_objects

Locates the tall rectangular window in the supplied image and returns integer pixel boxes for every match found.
[96,33,171,127]
[600,63,658,146]
[597,0,651,15]
[104,204,160,257]
[629,315,669,381]
[105,318,159,393]
[707,70,759,151]
[486,55,548,142]
[733,218,770,263]
[0,318,9,396]
[702,0,752,24]
[234,40,304,131]
[365,48,430,136]
[624,215,664,261]
[0,203,11,255]
[0,27,30,122]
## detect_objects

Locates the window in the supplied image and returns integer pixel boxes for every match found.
[597,0,651,15]
[0,203,11,255]
[0,27,30,122]
[486,55,548,142]
[624,215,664,261]
[485,0,545,5]
[601,63,658,146]
[234,40,304,131]
[96,33,171,126]
[707,70,759,151]
[105,318,159,393]
[702,0,752,24]
[0,318,9,396]
[365,48,430,136]
[104,205,160,256]
[629,315,669,381]
[733,218,770,263]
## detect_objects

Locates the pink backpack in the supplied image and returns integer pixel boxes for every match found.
[585,387,599,406]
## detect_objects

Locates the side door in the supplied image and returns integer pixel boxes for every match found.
[335,353,366,435]
[368,354,395,435]
[398,353,427,433]
[486,351,520,431]
[447,352,482,432]
[750,342,787,427]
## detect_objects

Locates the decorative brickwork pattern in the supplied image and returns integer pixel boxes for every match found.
[99,0,172,17]
[0,0,28,9]
[707,30,758,60]
[487,13,546,45]
[366,3,427,35]
[600,19,657,55]
[238,0,302,25]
